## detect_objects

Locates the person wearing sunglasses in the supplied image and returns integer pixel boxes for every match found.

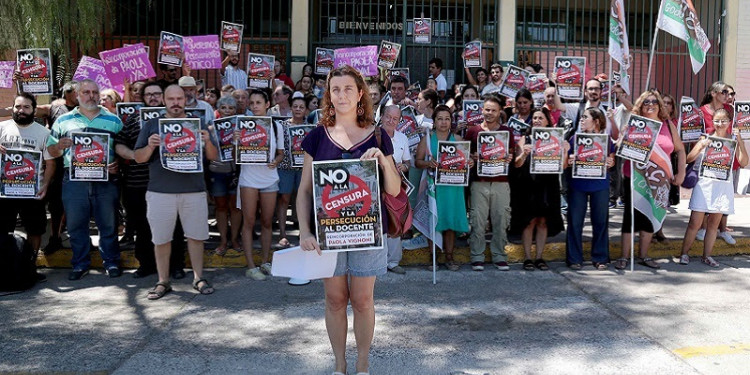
[726,85,736,106]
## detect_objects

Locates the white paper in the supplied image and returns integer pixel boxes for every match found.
[271,246,337,280]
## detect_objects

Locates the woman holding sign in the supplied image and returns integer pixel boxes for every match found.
[297,66,401,375]
[679,109,748,267]
[415,105,471,271]
[616,91,686,270]
[209,96,241,256]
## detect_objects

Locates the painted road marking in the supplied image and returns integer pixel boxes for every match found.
[674,344,750,358]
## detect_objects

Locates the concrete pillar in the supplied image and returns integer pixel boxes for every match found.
[289,0,311,83]
[497,0,516,64]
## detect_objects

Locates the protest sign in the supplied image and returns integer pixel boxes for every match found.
[140,107,166,129]
[407,82,421,102]
[73,56,113,91]
[314,47,335,76]
[0,61,16,89]
[387,68,410,85]
[734,101,750,138]
[436,141,471,186]
[334,46,378,77]
[529,127,564,174]
[69,132,110,181]
[247,53,274,88]
[220,21,244,53]
[288,124,315,168]
[377,41,401,69]
[699,136,737,181]
[499,64,529,98]
[212,116,237,162]
[159,118,203,173]
[572,133,609,179]
[554,56,586,101]
[616,114,662,164]
[184,35,222,70]
[312,158,383,251]
[463,41,482,68]
[115,102,143,125]
[99,44,156,90]
[477,131,509,177]
[157,31,185,66]
[678,96,704,142]
[236,116,273,164]
[1,149,41,198]
[462,100,484,127]
[507,117,531,143]
[528,73,548,108]
[413,18,432,43]
[397,106,422,156]
[16,49,53,95]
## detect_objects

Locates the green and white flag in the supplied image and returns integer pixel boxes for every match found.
[632,144,673,230]
[656,0,711,74]
[608,0,630,69]
[411,129,442,250]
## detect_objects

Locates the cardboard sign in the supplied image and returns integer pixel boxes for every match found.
[288,124,315,168]
[184,35,222,70]
[314,47,335,76]
[220,21,244,53]
[397,106,422,157]
[247,53,274,88]
[572,133,609,179]
[462,100,484,127]
[678,96,705,142]
[616,114,662,164]
[554,56,586,101]
[312,159,383,251]
[463,41,482,68]
[377,41,401,69]
[529,127,564,174]
[507,117,531,143]
[528,73,548,108]
[334,46,379,77]
[413,18,432,43]
[212,116,237,162]
[73,56,113,91]
[499,64,529,98]
[436,141,471,186]
[734,101,750,138]
[699,136,736,181]
[0,149,41,198]
[99,44,156,89]
[157,31,185,67]
[0,61,16,89]
[69,132,110,181]
[236,116,273,164]
[16,49,53,95]
[115,102,143,125]
[159,118,203,173]
[477,131,509,177]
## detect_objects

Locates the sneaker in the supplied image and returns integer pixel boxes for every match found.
[118,235,135,249]
[43,237,62,255]
[679,254,690,265]
[106,266,122,278]
[494,261,510,271]
[608,201,616,209]
[695,228,706,241]
[260,263,272,275]
[246,267,267,280]
[701,256,719,268]
[388,266,406,275]
[718,231,736,245]
[68,269,89,281]
[471,262,484,271]
[616,199,624,208]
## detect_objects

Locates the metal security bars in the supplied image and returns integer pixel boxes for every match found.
[515,0,725,100]
[310,0,499,88]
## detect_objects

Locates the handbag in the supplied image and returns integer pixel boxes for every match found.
[374,127,413,237]
[681,160,698,189]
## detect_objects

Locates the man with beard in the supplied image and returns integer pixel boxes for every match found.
[113,81,188,279]
[481,63,505,96]
[134,85,219,299]
[428,57,447,99]
[46,79,124,280]
[156,64,181,89]
[562,79,620,140]
[221,51,247,90]
[0,94,56,264]
[178,76,214,125]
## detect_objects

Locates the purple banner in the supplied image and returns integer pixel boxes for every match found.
[72,56,113,91]
[99,43,156,89]
[184,35,222,70]
[0,61,15,89]
[334,46,378,77]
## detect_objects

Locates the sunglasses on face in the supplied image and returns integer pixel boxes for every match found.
[720,90,730,95]
[729,92,736,97]
[642,99,659,106]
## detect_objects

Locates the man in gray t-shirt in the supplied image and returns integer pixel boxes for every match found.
[134,84,218,300]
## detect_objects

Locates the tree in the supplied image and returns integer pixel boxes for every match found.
[0,0,114,87]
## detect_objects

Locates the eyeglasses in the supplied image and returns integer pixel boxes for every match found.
[720,90,730,95]
[713,119,730,125]
[729,92,736,97]
[144,92,163,97]
[642,99,659,106]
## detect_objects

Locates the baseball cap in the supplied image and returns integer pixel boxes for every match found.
[178,76,197,87]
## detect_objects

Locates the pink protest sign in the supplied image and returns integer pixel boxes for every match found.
[72,56,113,91]
[334,46,378,77]
[0,61,15,89]
[184,35,222,70]
[99,43,156,88]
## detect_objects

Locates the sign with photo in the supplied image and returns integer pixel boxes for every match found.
[158,118,203,173]
[733,101,750,138]
[678,96,704,142]
[377,41,401,69]
[397,105,422,157]
[616,114,662,164]
[236,116,273,164]
[115,102,143,125]
[220,21,244,53]
[462,100,484,127]
[69,132,110,181]
[507,117,531,143]
[572,133,609,179]
[157,31,185,67]
[16,48,53,95]
[436,141,471,186]
[528,73,548,108]
[477,131,510,177]
[530,127,564,174]
[247,53,275,88]
[212,116,237,162]
[314,47,335,76]
[554,56,586,101]
[498,64,529,99]
[0,149,41,198]
[699,136,736,182]
[463,41,482,68]
[413,18,432,43]
[288,124,315,168]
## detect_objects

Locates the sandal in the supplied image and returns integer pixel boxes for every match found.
[639,257,661,269]
[568,263,582,270]
[614,258,628,270]
[523,259,535,271]
[446,261,460,272]
[147,281,172,300]
[593,262,608,270]
[534,259,549,271]
[192,278,215,295]
[277,238,291,248]
[701,256,719,268]
[213,244,228,256]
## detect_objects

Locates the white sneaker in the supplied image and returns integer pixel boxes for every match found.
[695,228,706,241]
[245,267,267,281]
[718,231,736,245]
[260,262,273,275]
[679,254,690,265]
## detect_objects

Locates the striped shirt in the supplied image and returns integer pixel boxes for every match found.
[116,113,150,189]
[47,106,123,170]
[222,64,248,90]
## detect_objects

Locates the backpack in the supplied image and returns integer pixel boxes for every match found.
[0,233,37,292]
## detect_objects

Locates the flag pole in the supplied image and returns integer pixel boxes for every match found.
[630,160,635,272]
[644,24,660,91]
[608,57,614,107]
[426,127,437,285]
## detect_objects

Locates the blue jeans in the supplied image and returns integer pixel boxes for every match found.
[565,187,610,265]
[62,175,120,270]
